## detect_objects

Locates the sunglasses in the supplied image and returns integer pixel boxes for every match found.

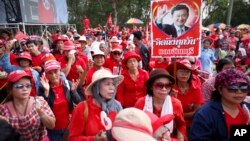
[153,82,172,90]
[113,52,121,55]
[13,84,32,89]
[227,84,250,93]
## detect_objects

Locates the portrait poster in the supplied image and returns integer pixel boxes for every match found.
[151,0,202,57]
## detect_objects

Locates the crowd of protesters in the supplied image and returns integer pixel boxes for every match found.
[0,22,250,141]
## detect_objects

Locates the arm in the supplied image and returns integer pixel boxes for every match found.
[61,54,75,76]
[116,80,125,107]
[79,60,93,86]
[0,53,20,73]
[69,80,81,104]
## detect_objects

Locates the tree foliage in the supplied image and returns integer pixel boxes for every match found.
[67,0,150,32]
[202,0,250,27]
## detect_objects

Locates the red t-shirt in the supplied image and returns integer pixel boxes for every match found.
[224,105,249,135]
[104,57,120,74]
[32,53,45,67]
[85,67,98,86]
[51,81,70,130]
[116,69,149,108]
[68,97,117,140]
[60,56,86,81]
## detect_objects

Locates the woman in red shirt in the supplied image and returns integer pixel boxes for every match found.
[134,69,187,141]
[39,60,81,141]
[68,69,124,141]
[117,51,149,108]
[167,59,204,133]
[104,44,123,74]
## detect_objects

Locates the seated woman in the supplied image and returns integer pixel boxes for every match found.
[135,69,187,141]
[0,70,55,141]
[68,69,124,141]
[38,60,81,141]
[189,69,250,140]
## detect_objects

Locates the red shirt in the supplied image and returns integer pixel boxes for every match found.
[68,97,117,141]
[174,75,204,126]
[85,67,98,86]
[116,69,149,108]
[10,52,18,66]
[104,57,121,73]
[51,81,70,130]
[134,96,187,140]
[32,53,45,67]
[225,105,249,135]
[60,55,86,81]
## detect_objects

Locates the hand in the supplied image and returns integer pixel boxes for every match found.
[0,115,8,122]
[4,41,13,53]
[86,59,94,71]
[156,4,169,24]
[40,73,50,96]
[170,88,178,98]
[76,65,84,74]
[32,66,42,72]
[94,131,107,141]
[67,53,75,64]
[71,79,80,93]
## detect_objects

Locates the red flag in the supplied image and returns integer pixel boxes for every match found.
[107,13,112,27]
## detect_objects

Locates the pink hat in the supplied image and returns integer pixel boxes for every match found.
[41,53,56,64]
[44,60,61,72]
[8,70,32,83]
[110,36,121,43]
[53,35,67,44]
[112,108,156,141]
[16,52,32,62]
[63,40,75,51]
[145,111,174,132]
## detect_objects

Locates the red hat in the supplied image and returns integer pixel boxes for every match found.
[44,60,61,72]
[120,41,127,50]
[41,53,56,64]
[8,70,32,83]
[145,111,174,132]
[63,40,75,51]
[167,58,197,75]
[110,36,121,43]
[111,44,123,52]
[53,35,67,44]
[122,51,141,65]
[16,52,32,62]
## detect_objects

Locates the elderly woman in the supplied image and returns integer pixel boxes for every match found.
[135,69,187,141]
[38,60,81,141]
[117,51,149,108]
[189,69,250,140]
[68,69,124,141]
[0,70,55,141]
[167,59,204,132]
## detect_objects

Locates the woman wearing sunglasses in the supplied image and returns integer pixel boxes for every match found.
[104,44,123,74]
[135,69,187,141]
[0,70,55,141]
[189,69,250,141]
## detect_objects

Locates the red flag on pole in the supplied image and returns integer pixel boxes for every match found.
[107,13,113,27]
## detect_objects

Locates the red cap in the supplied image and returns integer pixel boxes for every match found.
[44,60,61,72]
[111,44,123,52]
[41,53,56,64]
[8,70,32,83]
[16,52,32,62]
[63,40,75,51]
[53,35,67,44]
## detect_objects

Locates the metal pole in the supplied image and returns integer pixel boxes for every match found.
[226,0,234,26]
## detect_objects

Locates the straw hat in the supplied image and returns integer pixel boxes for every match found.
[112,108,156,141]
[85,69,124,95]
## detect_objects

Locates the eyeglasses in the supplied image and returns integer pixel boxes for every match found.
[113,52,121,55]
[227,84,249,93]
[153,82,172,90]
[177,69,191,74]
[13,84,32,89]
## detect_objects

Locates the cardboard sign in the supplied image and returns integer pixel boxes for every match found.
[151,0,202,57]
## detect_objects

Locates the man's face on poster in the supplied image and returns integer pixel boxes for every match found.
[172,9,189,28]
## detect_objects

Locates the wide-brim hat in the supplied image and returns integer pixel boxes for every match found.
[122,51,141,65]
[85,69,124,95]
[146,69,175,87]
[111,44,123,52]
[53,36,67,44]
[79,35,87,42]
[8,70,32,83]
[167,58,196,75]
[111,108,156,141]
[145,111,174,132]
[92,49,105,58]
[110,36,121,44]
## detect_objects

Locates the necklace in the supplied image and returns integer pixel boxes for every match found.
[12,98,30,117]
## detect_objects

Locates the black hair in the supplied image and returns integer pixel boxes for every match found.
[16,58,32,66]
[0,119,20,141]
[26,39,38,46]
[210,89,222,101]
[216,58,234,73]
[171,4,189,15]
